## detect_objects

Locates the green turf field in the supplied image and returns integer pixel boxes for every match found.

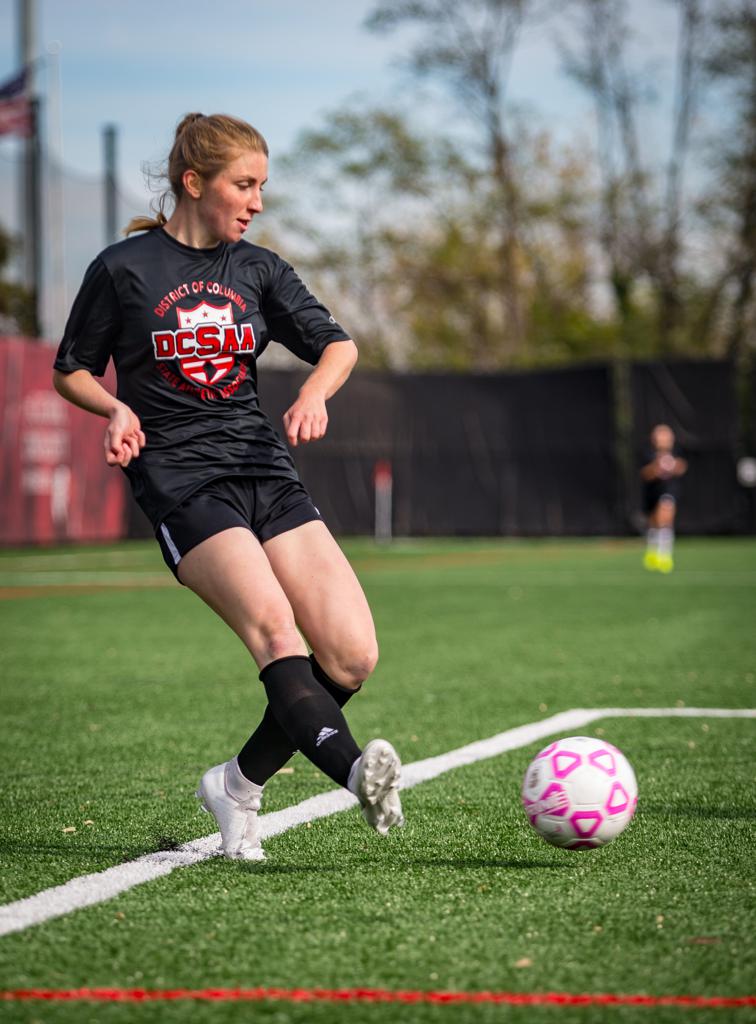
[0,537,755,1023]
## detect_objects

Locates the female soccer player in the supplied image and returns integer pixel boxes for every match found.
[52,112,403,861]
[640,423,688,573]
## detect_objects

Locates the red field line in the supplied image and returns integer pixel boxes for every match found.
[1,988,755,1008]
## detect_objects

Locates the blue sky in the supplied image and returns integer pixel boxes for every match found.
[0,0,682,204]
[0,0,691,336]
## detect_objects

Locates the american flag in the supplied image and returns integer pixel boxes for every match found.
[0,68,32,138]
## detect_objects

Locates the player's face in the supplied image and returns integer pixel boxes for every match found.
[199,150,268,244]
[652,426,674,452]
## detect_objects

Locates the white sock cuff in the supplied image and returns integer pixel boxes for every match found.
[657,526,674,555]
[225,757,265,805]
[347,754,362,796]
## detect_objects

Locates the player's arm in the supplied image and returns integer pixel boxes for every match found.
[53,368,146,467]
[283,340,358,447]
[640,458,660,481]
[53,256,141,466]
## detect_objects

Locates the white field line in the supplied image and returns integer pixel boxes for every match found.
[1,706,754,939]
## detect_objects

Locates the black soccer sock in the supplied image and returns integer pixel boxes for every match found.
[309,652,362,705]
[236,654,359,786]
[236,705,297,787]
[259,655,362,788]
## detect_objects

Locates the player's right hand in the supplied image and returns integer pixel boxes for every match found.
[104,404,146,467]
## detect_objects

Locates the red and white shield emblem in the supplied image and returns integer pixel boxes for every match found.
[176,301,235,385]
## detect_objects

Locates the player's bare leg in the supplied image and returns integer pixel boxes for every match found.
[265,520,404,833]
[644,509,660,571]
[653,498,677,572]
[645,500,677,573]
[178,527,308,666]
[263,519,378,689]
[178,526,398,851]
[178,527,305,860]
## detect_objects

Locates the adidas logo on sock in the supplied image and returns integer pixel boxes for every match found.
[315,726,339,747]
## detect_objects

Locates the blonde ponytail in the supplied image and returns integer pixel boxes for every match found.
[123,211,167,236]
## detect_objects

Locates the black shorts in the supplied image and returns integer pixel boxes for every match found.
[643,478,681,515]
[156,476,322,580]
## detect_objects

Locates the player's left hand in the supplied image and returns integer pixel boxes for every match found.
[283,391,328,447]
[105,402,146,467]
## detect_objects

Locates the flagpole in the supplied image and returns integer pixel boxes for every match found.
[18,0,41,337]
[103,123,118,246]
[47,41,66,339]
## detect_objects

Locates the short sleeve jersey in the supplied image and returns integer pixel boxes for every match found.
[640,444,684,511]
[54,228,351,527]
[641,444,684,476]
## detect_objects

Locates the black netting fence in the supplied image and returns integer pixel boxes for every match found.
[125,358,751,539]
[630,361,746,534]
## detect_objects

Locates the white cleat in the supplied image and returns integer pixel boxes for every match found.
[351,739,405,837]
[196,762,266,862]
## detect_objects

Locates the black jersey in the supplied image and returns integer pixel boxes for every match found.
[54,228,351,526]
[641,444,684,479]
[640,445,684,512]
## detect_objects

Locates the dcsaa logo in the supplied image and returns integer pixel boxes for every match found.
[151,301,256,386]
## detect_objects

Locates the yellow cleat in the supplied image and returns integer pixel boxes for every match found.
[656,554,674,574]
[643,551,659,571]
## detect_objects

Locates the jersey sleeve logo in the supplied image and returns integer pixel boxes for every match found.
[151,301,255,386]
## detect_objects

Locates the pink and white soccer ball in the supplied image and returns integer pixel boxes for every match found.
[521,736,638,849]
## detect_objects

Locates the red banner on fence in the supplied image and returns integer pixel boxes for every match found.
[0,337,125,544]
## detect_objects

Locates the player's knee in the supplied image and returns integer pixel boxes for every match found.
[333,641,379,689]
[256,617,303,663]
[660,501,675,522]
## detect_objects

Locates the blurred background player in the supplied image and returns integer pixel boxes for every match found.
[51,112,404,861]
[640,424,688,573]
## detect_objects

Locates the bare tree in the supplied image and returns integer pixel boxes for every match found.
[659,0,704,344]
[366,0,538,357]
[705,1,756,363]
[563,0,705,351]
[277,106,440,366]
[562,0,641,335]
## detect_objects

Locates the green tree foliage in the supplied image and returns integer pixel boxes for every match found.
[277,0,747,370]
[367,0,538,359]
[281,102,624,369]
[703,0,756,362]
[0,222,36,336]
[393,126,623,369]
[277,106,444,366]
